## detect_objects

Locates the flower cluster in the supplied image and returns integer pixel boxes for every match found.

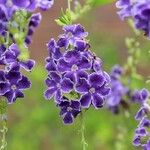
[116,0,150,37]
[132,89,150,149]
[0,44,35,104]
[44,24,111,124]
[106,65,129,114]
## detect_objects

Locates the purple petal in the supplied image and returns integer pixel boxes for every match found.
[6,71,21,85]
[54,89,62,103]
[12,0,30,7]
[75,39,87,51]
[0,82,10,95]
[4,90,15,104]
[64,72,76,83]
[57,59,71,72]
[135,107,147,120]
[92,94,104,109]
[44,87,56,100]
[76,70,88,81]
[17,76,31,90]
[89,73,104,87]
[49,71,61,83]
[80,93,91,108]
[45,78,56,87]
[20,60,35,71]
[61,78,73,93]
[15,89,24,98]
[141,89,149,100]
[93,58,102,72]
[9,44,20,57]
[70,100,80,111]
[45,59,57,72]
[78,56,91,70]
[62,112,73,124]
[133,136,141,146]
[7,62,20,72]
[47,39,62,59]
[135,127,147,136]
[76,78,89,93]
[64,50,81,63]
[4,50,16,63]
[0,70,5,82]
[98,84,110,96]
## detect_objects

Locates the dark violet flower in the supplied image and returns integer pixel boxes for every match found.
[44,24,111,124]
[58,24,88,50]
[58,99,81,124]
[4,44,35,71]
[76,73,110,109]
[57,50,92,82]
[44,71,73,103]
[0,70,31,104]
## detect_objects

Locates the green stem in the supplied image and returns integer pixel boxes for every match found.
[0,99,8,150]
[0,117,7,150]
[68,0,72,11]
[80,113,88,150]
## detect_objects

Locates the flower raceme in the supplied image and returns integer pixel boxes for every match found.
[132,89,150,149]
[106,65,129,114]
[44,24,111,124]
[0,44,34,104]
[116,0,150,37]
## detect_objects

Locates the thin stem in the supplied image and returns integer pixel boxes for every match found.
[0,117,7,150]
[0,99,8,150]
[68,0,72,10]
[80,113,88,150]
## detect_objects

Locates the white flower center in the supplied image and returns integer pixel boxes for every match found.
[89,88,96,94]
[11,85,16,90]
[71,64,78,71]
[67,107,72,112]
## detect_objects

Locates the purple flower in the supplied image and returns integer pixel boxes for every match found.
[106,65,128,113]
[4,44,35,71]
[58,99,81,124]
[44,71,74,103]
[57,50,92,82]
[0,70,31,104]
[76,73,110,109]
[58,24,88,50]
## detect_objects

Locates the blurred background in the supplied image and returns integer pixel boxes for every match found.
[7,1,150,150]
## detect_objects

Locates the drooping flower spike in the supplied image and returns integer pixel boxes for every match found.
[44,24,111,124]
[132,89,150,149]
